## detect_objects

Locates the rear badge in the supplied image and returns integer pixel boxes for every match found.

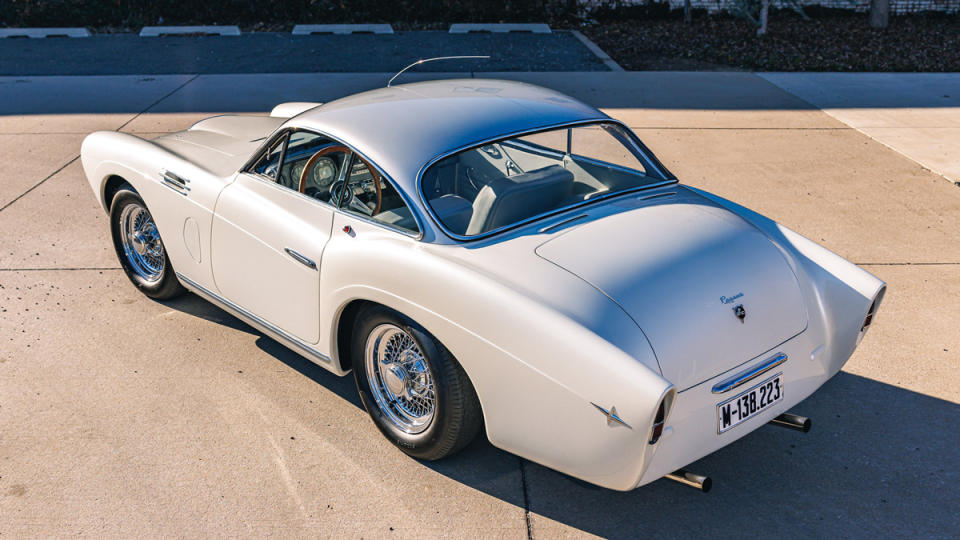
[733,304,746,323]
[590,402,632,429]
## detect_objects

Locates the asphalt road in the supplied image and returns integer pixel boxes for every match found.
[0,31,607,75]
[1,72,958,537]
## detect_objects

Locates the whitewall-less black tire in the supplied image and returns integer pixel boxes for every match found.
[352,305,482,460]
[110,187,186,300]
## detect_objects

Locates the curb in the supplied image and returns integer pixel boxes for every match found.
[0,28,90,38]
[139,26,241,37]
[292,24,394,35]
[570,30,623,72]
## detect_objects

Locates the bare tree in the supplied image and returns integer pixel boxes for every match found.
[757,0,770,35]
[869,0,890,28]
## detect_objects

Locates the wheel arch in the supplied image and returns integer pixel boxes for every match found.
[101,174,133,212]
[331,296,488,420]
[333,298,376,373]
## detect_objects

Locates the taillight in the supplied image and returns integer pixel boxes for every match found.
[648,400,666,445]
[861,286,886,333]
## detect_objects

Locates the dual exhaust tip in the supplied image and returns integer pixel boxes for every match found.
[664,412,811,493]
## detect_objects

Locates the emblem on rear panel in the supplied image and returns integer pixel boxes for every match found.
[590,403,632,429]
[733,304,746,323]
[720,292,744,304]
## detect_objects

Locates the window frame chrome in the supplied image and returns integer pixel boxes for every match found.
[415,118,678,243]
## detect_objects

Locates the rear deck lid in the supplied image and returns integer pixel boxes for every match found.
[536,193,807,390]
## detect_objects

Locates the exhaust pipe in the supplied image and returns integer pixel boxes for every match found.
[664,469,712,493]
[770,412,811,432]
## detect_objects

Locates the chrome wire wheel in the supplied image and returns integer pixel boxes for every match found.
[364,324,436,434]
[118,203,165,283]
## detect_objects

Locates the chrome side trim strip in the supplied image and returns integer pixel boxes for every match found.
[711,353,787,394]
[176,273,331,364]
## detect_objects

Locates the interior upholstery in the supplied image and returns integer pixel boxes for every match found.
[381,194,472,233]
[466,165,574,235]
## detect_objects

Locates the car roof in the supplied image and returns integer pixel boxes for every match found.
[286,79,608,194]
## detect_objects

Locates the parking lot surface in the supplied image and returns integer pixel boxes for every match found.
[0,32,607,75]
[1,72,958,537]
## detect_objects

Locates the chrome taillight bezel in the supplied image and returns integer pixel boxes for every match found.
[861,285,887,333]
[648,391,674,445]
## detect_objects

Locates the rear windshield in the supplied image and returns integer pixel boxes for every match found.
[420,122,668,238]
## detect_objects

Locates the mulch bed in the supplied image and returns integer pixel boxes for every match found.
[582,13,960,72]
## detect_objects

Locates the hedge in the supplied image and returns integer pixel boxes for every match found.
[0,0,586,28]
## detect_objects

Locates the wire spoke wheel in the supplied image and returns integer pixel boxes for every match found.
[364,324,436,434]
[118,203,165,283]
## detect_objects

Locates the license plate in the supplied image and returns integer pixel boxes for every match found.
[717,373,784,434]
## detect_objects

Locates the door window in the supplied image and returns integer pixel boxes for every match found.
[337,155,420,235]
[249,130,352,206]
[251,136,286,179]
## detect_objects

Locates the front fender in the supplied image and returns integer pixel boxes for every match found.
[80,131,230,292]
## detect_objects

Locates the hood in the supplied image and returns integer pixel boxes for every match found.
[151,115,284,177]
[535,192,807,390]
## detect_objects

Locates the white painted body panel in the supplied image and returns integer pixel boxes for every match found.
[211,173,335,344]
[536,191,808,391]
[269,102,323,118]
[80,80,885,491]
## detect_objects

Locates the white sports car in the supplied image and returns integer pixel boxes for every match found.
[81,78,885,492]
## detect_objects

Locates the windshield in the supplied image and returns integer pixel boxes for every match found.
[420,122,669,238]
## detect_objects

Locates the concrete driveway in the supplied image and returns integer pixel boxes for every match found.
[1,72,958,538]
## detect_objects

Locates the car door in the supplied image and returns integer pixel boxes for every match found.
[210,129,350,345]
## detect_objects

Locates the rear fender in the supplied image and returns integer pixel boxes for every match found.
[320,228,674,490]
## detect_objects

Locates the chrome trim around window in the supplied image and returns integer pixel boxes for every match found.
[176,273,331,364]
[414,118,679,243]
[711,353,788,394]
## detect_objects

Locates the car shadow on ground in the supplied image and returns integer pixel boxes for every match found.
[161,292,364,409]
[164,292,959,537]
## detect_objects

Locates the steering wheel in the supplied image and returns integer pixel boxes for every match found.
[299,145,382,215]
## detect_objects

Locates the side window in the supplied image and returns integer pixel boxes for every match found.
[338,155,419,235]
[249,130,352,206]
[277,131,351,203]
[251,135,287,179]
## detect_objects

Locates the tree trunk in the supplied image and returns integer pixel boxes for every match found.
[684,0,692,24]
[757,0,769,36]
[869,0,890,29]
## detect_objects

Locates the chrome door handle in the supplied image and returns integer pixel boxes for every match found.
[284,248,317,270]
[160,170,190,194]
